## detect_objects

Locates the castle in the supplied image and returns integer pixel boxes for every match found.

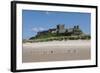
[37,24,83,37]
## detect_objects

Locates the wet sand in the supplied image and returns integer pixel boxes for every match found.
[22,40,91,63]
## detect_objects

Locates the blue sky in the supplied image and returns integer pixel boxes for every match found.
[22,10,91,39]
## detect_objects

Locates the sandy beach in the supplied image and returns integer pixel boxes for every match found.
[22,40,91,63]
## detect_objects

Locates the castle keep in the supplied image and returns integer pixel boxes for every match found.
[37,24,83,36]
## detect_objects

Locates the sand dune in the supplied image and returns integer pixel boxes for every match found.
[22,40,91,63]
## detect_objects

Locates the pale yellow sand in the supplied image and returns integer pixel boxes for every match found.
[22,40,91,63]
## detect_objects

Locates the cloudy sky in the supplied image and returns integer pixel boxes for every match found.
[22,10,91,39]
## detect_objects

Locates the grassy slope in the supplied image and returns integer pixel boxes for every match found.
[28,33,90,42]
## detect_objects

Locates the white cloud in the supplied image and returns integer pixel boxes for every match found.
[45,11,51,15]
[39,27,45,31]
[46,11,49,14]
[32,27,46,32]
[32,28,38,32]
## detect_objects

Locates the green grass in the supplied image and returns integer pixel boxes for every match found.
[27,34,91,43]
